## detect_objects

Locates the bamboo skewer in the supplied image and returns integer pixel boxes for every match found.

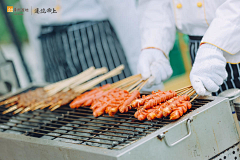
[175,87,193,94]
[2,105,18,114]
[74,65,124,93]
[125,79,143,92]
[0,66,124,114]
[138,79,149,91]
[50,104,61,111]
[13,108,23,115]
[32,104,46,111]
[118,77,142,90]
[188,90,196,97]
[44,67,95,91]
[40,103,53,110]
[190,94,198,103]
[47,67,105,96]
[174,85,192,93]
[106,74,142,90]
[120,78,141,90]
[5,102,17,108]
[129,78,149,94]
[69,68,108,89]
[0,96,18,106]
[13,66,124,114]
[178,87,193,96]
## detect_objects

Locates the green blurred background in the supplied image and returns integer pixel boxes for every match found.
[0,0,28,43]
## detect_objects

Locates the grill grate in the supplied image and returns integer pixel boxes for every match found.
[0,90,212,150]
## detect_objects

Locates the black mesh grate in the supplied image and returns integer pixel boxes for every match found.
[0,89,212,150]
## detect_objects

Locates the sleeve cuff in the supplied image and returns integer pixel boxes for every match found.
[141,28,175,57]
[201,18,240,55]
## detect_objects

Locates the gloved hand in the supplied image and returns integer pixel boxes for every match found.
[138,49,173,88]
[190,44,228,96]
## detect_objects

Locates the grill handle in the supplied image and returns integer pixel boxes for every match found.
[158,118,192,147]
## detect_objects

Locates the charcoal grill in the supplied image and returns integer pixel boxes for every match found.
[0,85,239,160]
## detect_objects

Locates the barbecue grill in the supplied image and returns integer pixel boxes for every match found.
[0,85,239,160]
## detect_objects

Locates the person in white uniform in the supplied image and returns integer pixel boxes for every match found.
[138,0,240,96]
[21,0,141,84]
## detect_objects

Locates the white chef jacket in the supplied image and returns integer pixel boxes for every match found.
[20,0,141,82]
[139,0,240,64]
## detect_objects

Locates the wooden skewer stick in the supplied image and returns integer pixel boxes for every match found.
[48,104,56,110]
[13,108,23,115]
[20,102,40,114]
[5,102,18,108]
[118,77,142,90]
[69,68,108,89]
[174,85,192,92]
[176,86,194,94]
[40,103,53,110]
[120,78,141,90]
[50,104,61,111]
[184,88,194,96]
[30,101,45,111]
[46,67,99,95]
[2,105,18,114]
[129,78,149,94]
[74,65,124,93]
[32,104,46,111]
[109,74,141,86]
[178,87,193,96]
[190,94,198,103]
[0,96,18,106]
[126,79,143,92]
[188,90,196,97]
[108,74,142,90]
[44,67,95,91]
[175,88,192,94]
[49,101,62,109]
[137,79,149,91]
[20,107,31,114]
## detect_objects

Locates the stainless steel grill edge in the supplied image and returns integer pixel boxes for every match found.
[0,85,239,160]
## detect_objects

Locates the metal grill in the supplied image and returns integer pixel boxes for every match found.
[0,89,212,150]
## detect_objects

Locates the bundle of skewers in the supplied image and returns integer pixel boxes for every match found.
[0,64,199,121]
[1,65,125,114]
[133,86,198,121]
[70,74,148,117]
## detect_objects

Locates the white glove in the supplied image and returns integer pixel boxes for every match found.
[190,44,228,96]
[138,49,173,88]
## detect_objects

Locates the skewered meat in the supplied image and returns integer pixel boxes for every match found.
[162,95,190,117]
[134,95,191,121]
[119,90,140,113]
[131,90,162,108]
[92,88,125,117]
[142,90,177,109]
[90,88,140,117]
[70,84,111,108]
[170,101,192,120]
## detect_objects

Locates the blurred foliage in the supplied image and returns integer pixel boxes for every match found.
[0,0,28,43]
[168,33,187,79]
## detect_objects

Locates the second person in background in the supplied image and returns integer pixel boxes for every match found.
[21,0,141,85]
[138,0,240,96]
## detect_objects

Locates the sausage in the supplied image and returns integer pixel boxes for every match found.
[119,90,140,113]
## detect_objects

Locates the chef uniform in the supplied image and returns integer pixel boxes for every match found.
[21,0,141,84]
[138,0,240,96]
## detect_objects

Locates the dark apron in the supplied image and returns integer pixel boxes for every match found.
[189,36,240,96]
[39,20,132,85]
